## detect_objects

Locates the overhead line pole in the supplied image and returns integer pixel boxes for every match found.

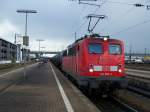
[36,39,44,58]
[17,9,37,61]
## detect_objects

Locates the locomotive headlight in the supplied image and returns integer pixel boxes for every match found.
[89,68,94,73]
[103,37,108,41]
[118,69,122,73]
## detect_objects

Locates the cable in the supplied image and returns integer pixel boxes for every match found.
[71,3,87,32]
[74,0,108,34]
[106,0,147,6]
[99,6,135,33]
[106,1,133,5]
[110,19,150,36]
[145,0,150,3]
[75,18,88,31]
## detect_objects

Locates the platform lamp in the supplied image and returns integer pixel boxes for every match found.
[17,9,37,61]
[17,9,37,37]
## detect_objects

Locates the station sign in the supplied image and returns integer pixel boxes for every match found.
[23,36,29,46]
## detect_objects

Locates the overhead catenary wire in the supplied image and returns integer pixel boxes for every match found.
[75,18,89,31]
[76,0,146,35]
[110,19,150,36]
[71,0,150,38]
[106,1,134,5]
[78,1,101,7]
[75,0,108,31]
[145,0,150,3]
[74,0,108,35]
[107,0,150,36]
[105,0,146,6]
[99,5,135,34]
[107,0,150,10]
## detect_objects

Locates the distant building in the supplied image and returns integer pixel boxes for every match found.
[0,37,17,62]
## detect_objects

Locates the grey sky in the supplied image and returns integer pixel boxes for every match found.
[0,0,150,53]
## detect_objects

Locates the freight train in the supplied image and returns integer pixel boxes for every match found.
[52,34,127,94]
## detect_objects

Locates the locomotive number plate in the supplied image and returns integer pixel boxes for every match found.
[93,66,102,71]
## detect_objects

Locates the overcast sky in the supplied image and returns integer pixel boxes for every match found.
[0,0,150,53]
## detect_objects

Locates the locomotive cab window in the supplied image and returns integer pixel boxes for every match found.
[109,44,122,54]
[88,43,103,54]
[68,47,76,56]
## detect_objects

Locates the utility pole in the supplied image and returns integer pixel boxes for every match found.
[145,48,147,56]
[75,32,77,41]
[129,45,132,63]
[14,33,17,44]
[36,39,44,58]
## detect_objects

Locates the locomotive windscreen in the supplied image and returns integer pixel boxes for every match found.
[88,43,103,54]
[109,44,122,54]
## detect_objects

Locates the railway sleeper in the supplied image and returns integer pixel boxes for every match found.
[128,79,150,91]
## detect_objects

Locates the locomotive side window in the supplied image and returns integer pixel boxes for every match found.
[109,44,122,54]
[68,47,76,56]
[63,50,67,56]
[88,43,103,54]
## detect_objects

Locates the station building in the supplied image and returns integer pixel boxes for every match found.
[0,37,17,62]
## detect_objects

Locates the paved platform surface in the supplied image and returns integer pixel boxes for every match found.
[0,62,100,112]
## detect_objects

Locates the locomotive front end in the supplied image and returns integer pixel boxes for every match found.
[79,37,127,91]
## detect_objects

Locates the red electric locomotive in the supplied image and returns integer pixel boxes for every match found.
[62,35,126,93]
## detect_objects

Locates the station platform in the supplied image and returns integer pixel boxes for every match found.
[0,62,100,112]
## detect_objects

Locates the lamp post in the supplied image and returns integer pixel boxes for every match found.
[17,9,37,61]
[17,9,37,36]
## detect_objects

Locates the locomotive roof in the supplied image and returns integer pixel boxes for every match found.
[67,35,123,48]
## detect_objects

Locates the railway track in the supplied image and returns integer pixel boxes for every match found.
[127,85,150,98]
[86,93,138,112]
[126,74,150,98]
[126,64,150,71]
[56,65,149,112]
[60,71,140,112]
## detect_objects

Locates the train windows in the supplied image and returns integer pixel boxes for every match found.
[63,50,67,56]
[88,43,103,54]
[109,44,122,54]
[68,47,76,56]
